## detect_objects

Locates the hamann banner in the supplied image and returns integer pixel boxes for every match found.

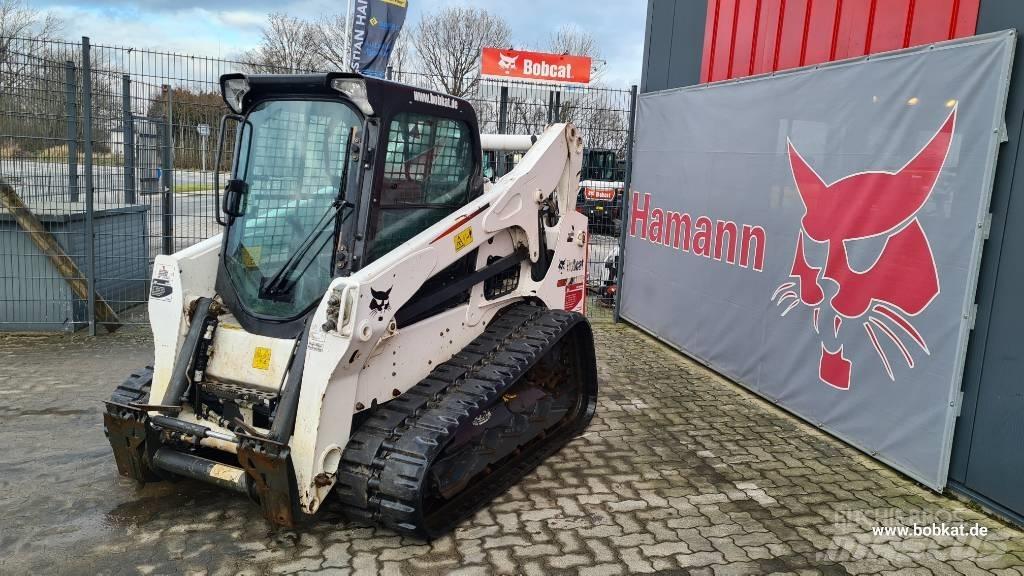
[620,31,1015,490]
[349,0,408,78]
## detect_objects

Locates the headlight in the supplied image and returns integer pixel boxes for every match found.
[331,78,374,116]
[221,77,250,114]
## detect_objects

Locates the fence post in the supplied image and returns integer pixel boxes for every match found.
[613,84,638,324]
[497,86,509,177]
[81,37,97,336]
[122,75,136,204]
[65,61,79,203]
[161,85,174,255]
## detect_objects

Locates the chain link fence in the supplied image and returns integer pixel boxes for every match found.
[0,36,635,333]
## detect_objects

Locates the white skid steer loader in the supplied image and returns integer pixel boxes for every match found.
[103,73,598,539]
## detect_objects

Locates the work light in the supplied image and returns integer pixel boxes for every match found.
[221,76,250,114]
[331,78,374,116]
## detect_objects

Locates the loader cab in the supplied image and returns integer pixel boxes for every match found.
[215,73,483,337]
[582,148,620,182]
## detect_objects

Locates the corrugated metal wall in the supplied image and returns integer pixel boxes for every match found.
[700,0,981,83]
[949,0,1024,527]
[641,0,708,92]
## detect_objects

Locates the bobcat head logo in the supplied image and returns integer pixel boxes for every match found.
[772,108,955,390]
[369,286,392,314]
[498,53,518,72]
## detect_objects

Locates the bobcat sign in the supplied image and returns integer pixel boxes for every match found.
[777,108,954,391]
[481,48,592,86]
[620,32,1015,490]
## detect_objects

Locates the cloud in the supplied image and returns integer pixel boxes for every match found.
[213,10,268,30]
[37,0,645,87]
[44,4,263,56]
[41,0,297,11]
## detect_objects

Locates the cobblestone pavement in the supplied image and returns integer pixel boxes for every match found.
[1,318,1022,576]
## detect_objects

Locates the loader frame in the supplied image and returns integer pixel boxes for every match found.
[104,74,590,525]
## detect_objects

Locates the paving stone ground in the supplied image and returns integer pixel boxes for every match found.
[1,315,1022,575]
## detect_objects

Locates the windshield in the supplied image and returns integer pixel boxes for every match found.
[224,99,360,319]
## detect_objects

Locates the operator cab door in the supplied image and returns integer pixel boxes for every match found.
[359,97,484,326]
[362,106,482,265]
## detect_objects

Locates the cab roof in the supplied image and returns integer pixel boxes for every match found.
[219,72,479,129]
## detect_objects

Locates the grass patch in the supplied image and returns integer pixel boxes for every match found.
[173,183,214,194]
[33,145,120,166]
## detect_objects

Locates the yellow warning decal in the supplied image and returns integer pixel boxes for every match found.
[453,227,474,252]
[241,245,262,268]
[252,347,272,370]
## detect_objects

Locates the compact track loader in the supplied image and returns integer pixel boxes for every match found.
[103,73,598,538]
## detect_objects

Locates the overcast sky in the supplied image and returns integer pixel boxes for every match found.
[32,0,648,87]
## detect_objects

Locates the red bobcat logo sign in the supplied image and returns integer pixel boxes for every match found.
[498,52,518,72]
[772,108,955,390]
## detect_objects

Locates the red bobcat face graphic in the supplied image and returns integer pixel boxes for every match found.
[772,108,955,390]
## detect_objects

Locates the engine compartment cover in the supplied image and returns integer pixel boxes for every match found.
[205,316,296,392]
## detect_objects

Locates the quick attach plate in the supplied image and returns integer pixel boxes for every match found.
[236,432,297,527]
[103,401,159,482]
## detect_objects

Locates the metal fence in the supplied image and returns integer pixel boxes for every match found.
[0,36,635,333]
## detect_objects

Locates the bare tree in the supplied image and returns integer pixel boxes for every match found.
[547,24,603,81]
[0,1,73,157]
[548,24,599,58]
[387,28,414,77]
[544,25,623,151]
[240,12,324,73]
[145,88,228,169]
[310,13,347,71]
[0,0,62,41]
[507,95,548,135]
[0,0,64,90]
[412,6,511,97]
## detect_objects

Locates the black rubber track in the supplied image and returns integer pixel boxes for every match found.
[110,366,153,404]
[334,302,598,539]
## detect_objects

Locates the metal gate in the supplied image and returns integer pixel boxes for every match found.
[135,118,161,196]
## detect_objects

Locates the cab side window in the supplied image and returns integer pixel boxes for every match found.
[381,113,472,205]
[367,112,474,262]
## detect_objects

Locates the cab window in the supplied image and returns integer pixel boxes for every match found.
[367,112,474,262]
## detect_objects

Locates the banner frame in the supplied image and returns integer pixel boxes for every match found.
[619,30,1017,490]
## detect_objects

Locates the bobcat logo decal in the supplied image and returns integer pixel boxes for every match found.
[772,108,955,390]
[369,286,392,314]
[498,52,518,73]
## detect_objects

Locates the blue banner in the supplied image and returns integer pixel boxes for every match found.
[350,0,408,78]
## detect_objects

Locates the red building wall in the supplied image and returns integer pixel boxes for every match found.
[700,0,981,83]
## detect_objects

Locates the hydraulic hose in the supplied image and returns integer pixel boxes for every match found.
[161,297,213,405]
